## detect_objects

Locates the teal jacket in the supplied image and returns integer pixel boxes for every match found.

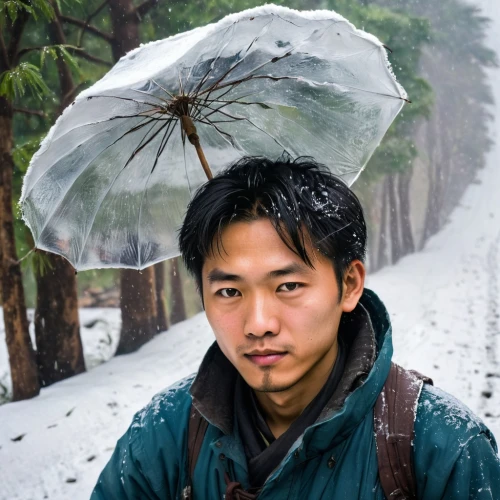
[92,289,500,499]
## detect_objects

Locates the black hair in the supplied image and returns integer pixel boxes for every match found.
[178,156,366,297]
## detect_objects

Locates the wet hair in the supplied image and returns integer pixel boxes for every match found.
[178,156,366,297]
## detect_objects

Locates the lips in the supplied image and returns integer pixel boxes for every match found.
[245,350,288,367]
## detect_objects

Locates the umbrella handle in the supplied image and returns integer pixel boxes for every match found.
[181,115,213,180]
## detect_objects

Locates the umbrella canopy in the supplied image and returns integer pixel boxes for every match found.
[21,4,407,271]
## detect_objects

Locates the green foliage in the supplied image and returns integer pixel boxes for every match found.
[2,0,54,23]
[39,45,81,77]
[24,249,53,276]
[6,0,495,302]
[12,137,41,173]
[0,62,51,100]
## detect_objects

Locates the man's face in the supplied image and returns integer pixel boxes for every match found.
[202,218,353,394]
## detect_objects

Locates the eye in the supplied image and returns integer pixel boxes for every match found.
[277,282,301,292]
[217,288,241,298]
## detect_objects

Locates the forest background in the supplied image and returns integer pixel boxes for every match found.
[0,0,497,403]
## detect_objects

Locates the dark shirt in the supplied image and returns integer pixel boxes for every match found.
[234,338,347,490]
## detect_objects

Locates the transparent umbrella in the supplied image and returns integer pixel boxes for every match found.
[21,4,407,271]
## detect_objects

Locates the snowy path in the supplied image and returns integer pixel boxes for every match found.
[0,313,215,500]
[0,153,498,499]
[1,0,499,494]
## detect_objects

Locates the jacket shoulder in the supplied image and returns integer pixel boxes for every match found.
[415,384,492,446]
[413,384,499,498]
[133,373,195,434]
[92,374,196,499]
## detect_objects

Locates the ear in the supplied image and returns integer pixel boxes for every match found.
[341,260,366,313]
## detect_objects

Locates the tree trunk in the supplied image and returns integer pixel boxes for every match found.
[422,115,442,245]
[397,170,415,257]
[155,262,169,332]
[0,97,39,400]
[35,253,85,386]
[32,7,86,388]
[377,178,389,270]
[388,174,402,265]
[108,0,141,60]
[170,257,187,325]
[116,268,158,355]
[108,0,161,352]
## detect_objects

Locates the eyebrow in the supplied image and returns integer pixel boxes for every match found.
[206,262,310,284]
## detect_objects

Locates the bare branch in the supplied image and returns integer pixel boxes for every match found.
[9,9,30,66]
[0,30,9,70]
[13,107,46,118]
[77,0,110,47]
[65,46,112,67]
[135,0,159,19]
[59,15,114,43]
[62,82,86,106]
[17,46,47,59]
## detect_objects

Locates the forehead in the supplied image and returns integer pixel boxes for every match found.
[202,219,326,278]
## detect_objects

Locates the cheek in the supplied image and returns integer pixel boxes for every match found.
[282,297,340,348]
[206,308,242,350]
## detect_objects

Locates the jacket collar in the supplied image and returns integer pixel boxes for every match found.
[190,288,391,437]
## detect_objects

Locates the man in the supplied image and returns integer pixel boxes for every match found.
[92,157,500,499]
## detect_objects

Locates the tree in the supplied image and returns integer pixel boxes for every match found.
[155,262,169,332]
[374,0,497,247]
[58,0,164,353]
[116,268,157,354]
[33,1,85,387]
[0,1,55,400]
[169,257,186,325]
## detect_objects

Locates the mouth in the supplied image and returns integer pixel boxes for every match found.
[244,350,288,367]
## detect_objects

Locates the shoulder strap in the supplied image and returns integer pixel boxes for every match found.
[374,362,433,500]
[182,403,209,500]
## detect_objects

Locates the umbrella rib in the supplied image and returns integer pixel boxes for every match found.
[182,141,193,196]
[75,117,175,268]
[198,74,294,98]
[271,108,357,166]
[30,112,159,232]
[191,83,239,120]
[131,87,172,105]
[241,115,291,153]
[192,87,259,121]
[153,115,178,167]
[197,100,239,121]
[309,80,408,102]
[199,116,242,149]
[190,24,236,96]
[33,111,169,158]
[87,94,162,109]
[192,18,274,98]
[136,118,178,268]
[127,118,167,161]
[191,90,263,122]
[36,112,165,259]
[242,18,273,57]
[149,80,176,99]
[202,106,245,122]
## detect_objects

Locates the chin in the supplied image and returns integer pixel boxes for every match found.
[245,370,299,393]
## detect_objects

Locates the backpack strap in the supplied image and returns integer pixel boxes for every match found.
[182,403,209,500]
[374,362,433,500]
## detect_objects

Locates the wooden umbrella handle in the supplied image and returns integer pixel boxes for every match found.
[181,115,213,180]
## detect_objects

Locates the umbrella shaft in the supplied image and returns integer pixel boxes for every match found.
[181,115,213,180]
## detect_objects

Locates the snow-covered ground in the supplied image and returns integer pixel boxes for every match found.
[1,2,499,497]
[0,149,499,499]
[0,312,215,500]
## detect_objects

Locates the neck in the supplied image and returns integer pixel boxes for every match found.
[253,341,339,439]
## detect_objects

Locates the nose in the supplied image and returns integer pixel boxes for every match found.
[244,293,280,338]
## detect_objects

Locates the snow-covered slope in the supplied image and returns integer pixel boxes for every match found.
[0,144,498,498]
[1,2,499,496]
[0,313,214,500]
